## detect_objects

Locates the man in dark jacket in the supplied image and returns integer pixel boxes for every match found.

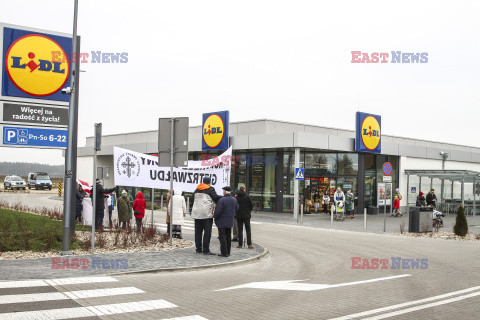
[191,176,220,255]
[214,186,239,257]
[75,183,84,228]
[235,186,254,249]
[426,189,437,207]
[91,179,115,229]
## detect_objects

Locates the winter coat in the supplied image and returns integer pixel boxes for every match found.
[191,183,220,220]
[426,193,437,207]
[394,198,400,209]
[127,193,134,219]
[91,184,115,212]
[345,193,354,211]
[117,194,130,223]
[416,195,426,207]
[322,195,330,204]
[171,190,186,226]
[235,190,253,220]
[133,192,147,219]
[214,193,239,228]
[75,188,84,218]
[334,191,345,202]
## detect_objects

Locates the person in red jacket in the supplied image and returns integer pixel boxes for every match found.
[393,195,402,217]
[132,191,147,232]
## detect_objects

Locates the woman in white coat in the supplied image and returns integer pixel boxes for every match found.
[171,189,186,239]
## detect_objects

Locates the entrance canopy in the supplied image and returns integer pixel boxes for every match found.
[405,169,479,215]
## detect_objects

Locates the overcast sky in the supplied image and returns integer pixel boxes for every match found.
[1,0,479,165]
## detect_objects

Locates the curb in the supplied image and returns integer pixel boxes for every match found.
[107,246,270,277]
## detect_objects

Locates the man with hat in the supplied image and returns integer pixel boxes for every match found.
[90,179,115,230]
[191,175,220,255]
[214,186,239,257]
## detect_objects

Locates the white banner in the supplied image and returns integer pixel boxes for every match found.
[113,146,232,194]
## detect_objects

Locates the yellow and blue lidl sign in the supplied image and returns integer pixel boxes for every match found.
[2,27,71,102]
[202,110,229,150]
[355,112,381,153]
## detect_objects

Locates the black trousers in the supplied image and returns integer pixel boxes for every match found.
[218,227,232,256]
[95,208,104,229]
[194,218,213,253]
[236,218,252,246]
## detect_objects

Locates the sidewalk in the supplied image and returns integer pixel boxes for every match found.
[250,211,480,234]
[0,234,267,281]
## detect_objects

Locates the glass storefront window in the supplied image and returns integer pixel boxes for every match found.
[337,153,358,176]
[263,152,276,211]
[305,153,336,176]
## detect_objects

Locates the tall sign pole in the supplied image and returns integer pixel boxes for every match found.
[61,0,80,254]
[92,123,102,253]
[169,118,176,247]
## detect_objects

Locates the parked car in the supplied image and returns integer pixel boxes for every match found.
[28,172,52,190]
[4,175,27,190]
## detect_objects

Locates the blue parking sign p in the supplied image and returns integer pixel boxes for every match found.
[3,128,18,145]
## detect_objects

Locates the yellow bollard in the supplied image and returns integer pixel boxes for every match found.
[58,181,63,197]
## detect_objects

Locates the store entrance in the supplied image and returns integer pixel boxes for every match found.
[304,177,335,213]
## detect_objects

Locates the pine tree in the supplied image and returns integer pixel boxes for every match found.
[454,205,468,237]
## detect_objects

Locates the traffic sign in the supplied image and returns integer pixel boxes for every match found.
[295,168,304,180]
[1,125,67,148]
[382,162,393,176]
[383,176,392,182]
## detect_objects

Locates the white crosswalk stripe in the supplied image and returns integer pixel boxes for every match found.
[0,276,209,320]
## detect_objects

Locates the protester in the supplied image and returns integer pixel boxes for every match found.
[127,190,134,227]
[191,176,220,255]
[345,190,354,219]
[171,189,187,239]
[313,192,320,213]
[426,189,437,207]
[132,191,147,232]
[214,186,239,257]
[75,183,84,228]
[118,190,130,229]
[416,191,426,207]
[322,192,330,214]
[235,186,254,249]
[107,193,115,228]
[90,179,115,230]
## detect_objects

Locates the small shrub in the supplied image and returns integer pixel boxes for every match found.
[454,205,468,237]
[475,234,480,241]
[96,229,107,248]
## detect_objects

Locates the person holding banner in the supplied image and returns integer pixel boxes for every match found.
[191,176,220,255]
[91,179,115,230]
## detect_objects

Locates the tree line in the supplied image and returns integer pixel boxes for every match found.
[0,162,64,177]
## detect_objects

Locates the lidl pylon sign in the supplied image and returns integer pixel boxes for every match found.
[202,110,229,150]
[2,26,72,102]
[355,112,381,154]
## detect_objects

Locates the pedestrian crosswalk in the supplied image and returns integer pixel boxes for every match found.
[0,276,208,320]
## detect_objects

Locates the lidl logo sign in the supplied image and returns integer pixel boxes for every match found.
[356,112,381,153]
[202,110,229,150]
[2,27,72,102]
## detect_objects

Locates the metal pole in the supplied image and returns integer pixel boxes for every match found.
[160,194,164,209]
[187,196,190,215]
[91,146,97,253]
[151,188,154,226]
[363,207,367,231]
[390,183,393,216]
[169,118,175,246]
[330,203,334,228]
[473,178,476,216]
[406,174,410,214]
[300,196,303,225]
[461,177,465,208]
[383,192,386,233]
[61,0,79,254]
[293,148,300,220]
[419,176,422,194]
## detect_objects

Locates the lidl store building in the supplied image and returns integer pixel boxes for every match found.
[77,118,480,215]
